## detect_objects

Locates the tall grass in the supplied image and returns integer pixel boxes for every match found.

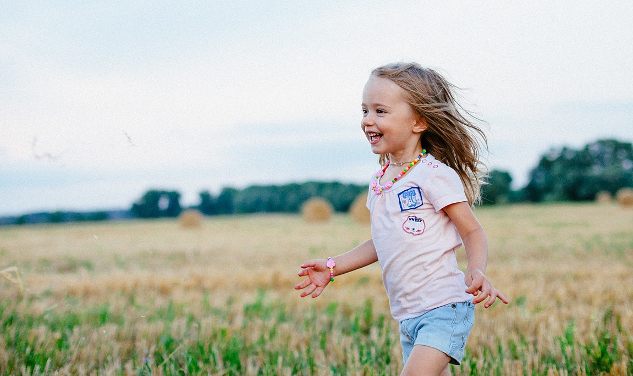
[0,291,399,375]
[0,203,632,375]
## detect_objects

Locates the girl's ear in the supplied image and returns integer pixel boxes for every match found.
[413,117,428,133]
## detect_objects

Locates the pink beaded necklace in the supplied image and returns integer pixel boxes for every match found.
[371,149,427,195]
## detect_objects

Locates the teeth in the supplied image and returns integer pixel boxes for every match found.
[368,133,382,141]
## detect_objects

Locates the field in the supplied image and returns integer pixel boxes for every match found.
[1,203,632,375]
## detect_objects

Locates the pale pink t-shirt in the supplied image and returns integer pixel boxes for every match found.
[366,153,473,322]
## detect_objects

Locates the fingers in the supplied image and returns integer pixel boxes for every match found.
[296,265,328,298]
[472,281,490,305]
[300,260,318,269]
[464,270,484,294]
[476,287,510,308]
[483,289,505,308]
[312,286,324,298]
[464,282,479,295]
[483,294,495,308]
[294,270,319,297]
[296,260,326,298]
[296,282,325,298]
[465,272,509,308]
[294,278,310,290]
[499,292,509,304]
[464,273,483,295]
[493,289,509,305]
[297,268,308,277]
[299,282,317,298]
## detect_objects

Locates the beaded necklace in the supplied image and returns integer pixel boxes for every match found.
[371,149,427,195]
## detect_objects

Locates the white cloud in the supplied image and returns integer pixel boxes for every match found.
[1,1,632,215]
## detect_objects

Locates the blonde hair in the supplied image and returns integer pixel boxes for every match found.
[371,62,488,205]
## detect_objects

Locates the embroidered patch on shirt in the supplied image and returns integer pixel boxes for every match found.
[398,187,423,211]
[402,215,425,235]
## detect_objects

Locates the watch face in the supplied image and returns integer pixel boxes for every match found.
[326,259,335,268]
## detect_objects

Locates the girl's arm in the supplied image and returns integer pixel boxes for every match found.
[295,238,378,298]
[443,202,509,308]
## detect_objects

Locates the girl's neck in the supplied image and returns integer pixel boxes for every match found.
[388,147,425,165]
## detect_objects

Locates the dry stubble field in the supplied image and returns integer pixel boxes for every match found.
[0,203,632,375]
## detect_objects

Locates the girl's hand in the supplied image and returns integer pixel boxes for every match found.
[465,268,509,308]
[295,259,331,298]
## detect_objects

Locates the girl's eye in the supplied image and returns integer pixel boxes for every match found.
[377,109,386,114]
[362,108,368,115]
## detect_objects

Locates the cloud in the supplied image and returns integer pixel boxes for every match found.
[1,1,633,215]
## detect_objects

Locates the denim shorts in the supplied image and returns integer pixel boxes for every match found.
[399,301,475,365]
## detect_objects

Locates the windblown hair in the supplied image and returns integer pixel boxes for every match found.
[371,62,488,205]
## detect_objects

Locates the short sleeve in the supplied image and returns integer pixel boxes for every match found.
[423,167,467,211]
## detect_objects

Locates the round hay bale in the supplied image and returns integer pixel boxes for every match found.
[349,192,370,224]
[595,191,612,204]
[616,188,633,208]
[301,197,333,222]
[178,209,203,228]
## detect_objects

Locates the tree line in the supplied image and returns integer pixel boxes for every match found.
[131,181,366,218]
[129,139,633,218]
[524,139,633,202]
[128,171,515,219]
[2,138,631,224]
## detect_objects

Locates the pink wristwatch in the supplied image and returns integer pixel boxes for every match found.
[326,257,336,282]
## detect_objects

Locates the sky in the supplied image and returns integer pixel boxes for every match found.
[1,1,632,216]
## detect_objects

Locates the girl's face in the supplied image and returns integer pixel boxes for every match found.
[361,76,426,160]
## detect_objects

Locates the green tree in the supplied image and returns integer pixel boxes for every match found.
[198,191,217,215]
[481,170,513,205]
[131,190,182,218]
[215,187,237,215]
[164,191,181,217]
[525,139,633,202]
[49,211,65,223]
[195,182,366,215]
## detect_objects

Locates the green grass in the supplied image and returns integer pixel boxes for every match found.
[0,290,396,375]
[1,291,631,376]
[460,309,632,376]
[1,204,632,375]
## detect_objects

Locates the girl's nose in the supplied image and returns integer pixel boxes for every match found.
[362,113,375,127]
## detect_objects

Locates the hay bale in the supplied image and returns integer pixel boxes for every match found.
[349,192,370,224]
[301,197,333,222]
[179,209,203,228]
[595,191,612,204]
[616,188,633,208]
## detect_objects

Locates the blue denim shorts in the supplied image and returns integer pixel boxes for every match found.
[399,301,475,365]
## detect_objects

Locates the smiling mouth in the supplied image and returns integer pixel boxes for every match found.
[367,132,382,143]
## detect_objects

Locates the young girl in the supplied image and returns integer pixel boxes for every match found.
[295,62,508,376]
